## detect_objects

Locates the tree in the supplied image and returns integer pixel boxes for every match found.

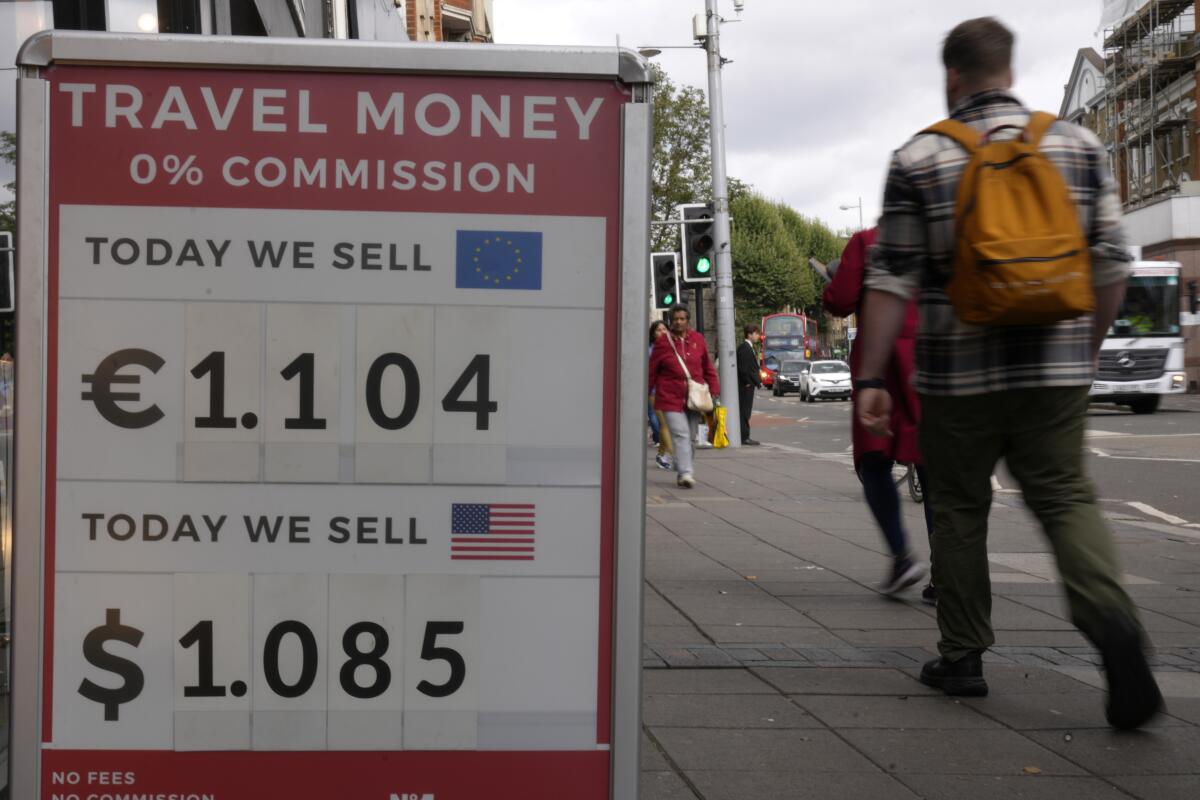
[650,65,711,252]
[728,192,806,327]
[775,204,843,318]
[726,191,847,333]
[1,131,14,234]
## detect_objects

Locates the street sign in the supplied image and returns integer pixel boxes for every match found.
[12,32,651,799]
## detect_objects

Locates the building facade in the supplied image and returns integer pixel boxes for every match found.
[407,0,493,42]
[1064,0,1200,388]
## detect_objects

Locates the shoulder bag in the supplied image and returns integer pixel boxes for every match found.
[667,334,715,413]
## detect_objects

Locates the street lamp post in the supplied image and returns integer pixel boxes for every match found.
[702,0,743,447]
[839,197,863,231]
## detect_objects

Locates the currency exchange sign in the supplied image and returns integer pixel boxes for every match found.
[13,34,649,799]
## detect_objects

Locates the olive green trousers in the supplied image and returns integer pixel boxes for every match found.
[919,387,1140,660]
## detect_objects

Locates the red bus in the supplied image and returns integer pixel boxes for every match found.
[759,312,819,387]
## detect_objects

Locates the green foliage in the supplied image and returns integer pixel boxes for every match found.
[729,191,845,327]
[650,65,711,252]
[1,131,14,234]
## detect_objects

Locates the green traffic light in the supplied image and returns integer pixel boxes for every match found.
[696,257,712,274]
[663,294,674,304]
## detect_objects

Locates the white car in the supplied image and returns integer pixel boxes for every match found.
[803,360,852,402]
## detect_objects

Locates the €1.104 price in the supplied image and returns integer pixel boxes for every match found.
[83,347,498,431]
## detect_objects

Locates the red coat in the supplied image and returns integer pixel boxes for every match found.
[648,329,721,413]
[822,228,922,466]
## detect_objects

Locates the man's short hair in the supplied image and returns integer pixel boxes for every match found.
[669,303,690,319]
[942,17,1013,83]
[744,323,760,337]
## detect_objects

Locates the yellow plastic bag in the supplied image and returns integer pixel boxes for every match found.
[708,406,729,449]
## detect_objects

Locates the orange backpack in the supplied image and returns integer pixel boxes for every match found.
[924,111,1094,325]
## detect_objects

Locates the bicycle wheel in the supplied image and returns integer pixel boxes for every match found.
[908,465,924,504]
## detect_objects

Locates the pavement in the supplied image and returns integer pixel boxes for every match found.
[639,401,1200,800]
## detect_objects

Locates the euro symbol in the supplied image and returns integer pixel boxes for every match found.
[81,348,166,429]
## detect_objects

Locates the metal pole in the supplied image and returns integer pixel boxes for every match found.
[705,0,741,446]
[857,196,863,230]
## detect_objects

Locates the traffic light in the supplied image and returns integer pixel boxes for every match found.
[0,231,12,313]
[651,252,679,310]
[679,203,714,284]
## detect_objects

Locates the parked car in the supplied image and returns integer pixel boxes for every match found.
[802,360,852,402]
[772,359,811,396]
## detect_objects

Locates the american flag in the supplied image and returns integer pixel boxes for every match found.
[450,503,536,561]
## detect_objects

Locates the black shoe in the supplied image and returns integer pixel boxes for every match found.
[1099,619,1163,730]
[744,438,761,446]
[921,582,938,606]
[919,652,988,696]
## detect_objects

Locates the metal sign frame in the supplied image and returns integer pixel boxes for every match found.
[12,31,650,799]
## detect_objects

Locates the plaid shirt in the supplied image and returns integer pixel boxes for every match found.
[864,90,1131,396]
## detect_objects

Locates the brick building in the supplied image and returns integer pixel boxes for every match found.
[1063,0,1200,388]
[406,0,493,43]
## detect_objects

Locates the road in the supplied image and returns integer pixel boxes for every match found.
[744,388,1200,528]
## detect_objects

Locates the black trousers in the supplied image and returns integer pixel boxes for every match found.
[739,384,755,442]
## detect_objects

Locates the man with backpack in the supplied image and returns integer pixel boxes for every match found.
[853,17,1162,729]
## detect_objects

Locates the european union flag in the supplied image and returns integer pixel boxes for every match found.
[455,230,542,290]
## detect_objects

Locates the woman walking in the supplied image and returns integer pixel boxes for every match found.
[648,320,674,470]
[648,304,720,489]
[824,228,936,599]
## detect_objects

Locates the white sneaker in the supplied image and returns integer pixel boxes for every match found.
[677,473,696,488]
[881,557,927,595]
[655,454,673,470]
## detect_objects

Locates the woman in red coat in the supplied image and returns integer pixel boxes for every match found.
[648,304,720,489]
[824,228,934,600]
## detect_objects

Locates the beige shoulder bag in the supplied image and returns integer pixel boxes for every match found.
[667,334,714,413]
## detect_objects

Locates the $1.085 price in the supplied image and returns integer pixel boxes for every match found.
[80,610,466,720]
[56,572,481,750]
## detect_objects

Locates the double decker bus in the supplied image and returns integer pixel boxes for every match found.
[759,312,819,387]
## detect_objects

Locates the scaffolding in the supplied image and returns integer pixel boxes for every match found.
[1103,0,1198,208]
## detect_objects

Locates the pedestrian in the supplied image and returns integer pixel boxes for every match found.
[854,17,1162,729]
[824,227,935,599]
[648,320,674,471]
[648,304,720,489]
[736,323,762,446]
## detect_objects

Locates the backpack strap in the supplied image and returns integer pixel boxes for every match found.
[922,119,980,153]
[1023,111,1058,147]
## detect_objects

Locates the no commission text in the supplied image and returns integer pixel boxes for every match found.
[57,83,605,140]
[222,156,534,193]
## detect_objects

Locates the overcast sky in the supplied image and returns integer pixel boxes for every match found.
[495,0,1104,233]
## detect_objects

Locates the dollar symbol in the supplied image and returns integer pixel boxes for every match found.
[81,348,165,429]
[78,608,145,721]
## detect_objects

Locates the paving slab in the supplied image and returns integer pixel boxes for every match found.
[645,624,710,644]
[641,668,775,695]
[837,728,1089,775]
[650,727,884,773]
[1024,727,1200,775]
[898,664,1101,695]
[752,666,937,696]
[958,691,1190,730]
[642,730,672,772]
[795,694,1003,729]
[642,693,824,729]
[685,770,921,800]
[698,625,850,647]
[1105,774,1200,800]
[804,607,939,630]
[640,771,699,800]
[639,437,1200,797]
[894,774,1128,800]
